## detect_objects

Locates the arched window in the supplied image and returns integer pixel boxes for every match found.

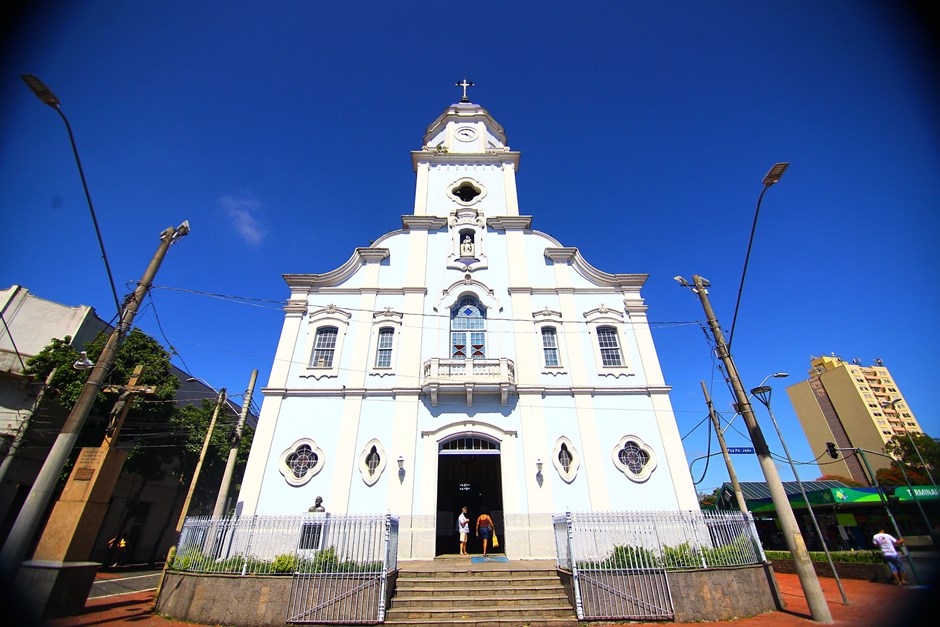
[451,297,486,359]
[596,326,623,367]
[311,326,338,367]
[541,327,560,367]
[375,327,394,368]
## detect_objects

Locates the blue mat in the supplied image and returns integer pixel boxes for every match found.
[470,556,508,563]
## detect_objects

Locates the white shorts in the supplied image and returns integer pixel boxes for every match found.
[460,532,469,542]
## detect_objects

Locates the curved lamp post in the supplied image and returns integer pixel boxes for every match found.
[20,74,122,320]
[727,162,789,350]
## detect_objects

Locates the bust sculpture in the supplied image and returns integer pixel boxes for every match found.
[309,496,325,512]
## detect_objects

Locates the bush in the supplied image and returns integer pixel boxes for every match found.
[169,545,383,575]
[764,550,884,564]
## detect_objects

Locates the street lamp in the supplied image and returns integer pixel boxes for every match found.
[676,274,831,622]
[882,397,936,488]
[727,162,789,350]
[750,379,848,604]
[20,74,121,321]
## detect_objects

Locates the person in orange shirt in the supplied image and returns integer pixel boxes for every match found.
[475,510,495,557]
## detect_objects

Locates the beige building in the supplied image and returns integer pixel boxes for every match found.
[786,354,923,484]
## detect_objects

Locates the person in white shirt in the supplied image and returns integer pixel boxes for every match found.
[457,506,470,556]
[872,528,907,585]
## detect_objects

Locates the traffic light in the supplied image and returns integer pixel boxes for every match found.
[825,442,839,459]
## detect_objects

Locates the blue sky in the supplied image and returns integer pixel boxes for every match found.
[2,1,938,495]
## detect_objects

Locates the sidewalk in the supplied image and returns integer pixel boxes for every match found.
[40,570,934,627]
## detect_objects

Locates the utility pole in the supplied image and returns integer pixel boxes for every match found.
[700,380,748,515]
[679,275,831,623]
[0,221,189,581]
[175,388,226,534]
[212,370,257,519]
[31,365,155,562]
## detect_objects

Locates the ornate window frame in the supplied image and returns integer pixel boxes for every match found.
[368,308,403,376]
[552,436,580,483]
[278,438,325,487]
[358,438,388,486]
[446,190,488,271]
[446,176,488,207]
[611,435,657,483]
[532,308,567,374]
[450,296,487,359]
[303,304,351,379]
[584,305,632,377]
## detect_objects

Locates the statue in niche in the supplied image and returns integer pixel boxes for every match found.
[460,235,475,257]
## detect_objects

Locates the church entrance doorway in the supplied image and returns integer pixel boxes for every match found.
[435,435,503,556]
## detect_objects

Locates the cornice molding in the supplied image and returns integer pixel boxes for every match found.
[261,385,672,398]
[487,216,532,230]
[261,386,424,398]
[411,150,520,171]
[401,216,448,231]
[544,247,648,289]
[516,385,672,395]
[284,247,389,289]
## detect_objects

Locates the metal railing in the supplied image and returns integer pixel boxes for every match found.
[171,513,399,623]
[172,513,398,575]
[553,510,764,620]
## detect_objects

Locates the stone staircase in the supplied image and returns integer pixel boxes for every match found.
[384,558,578,627]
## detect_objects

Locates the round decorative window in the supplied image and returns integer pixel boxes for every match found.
[611,435,657,483]
[278,438,325,487]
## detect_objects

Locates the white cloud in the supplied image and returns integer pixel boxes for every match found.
[220,194,266,245]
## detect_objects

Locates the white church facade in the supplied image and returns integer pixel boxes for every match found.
[236,89,699,560]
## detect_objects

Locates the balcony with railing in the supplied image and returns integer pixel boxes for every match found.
[421,357,516,406]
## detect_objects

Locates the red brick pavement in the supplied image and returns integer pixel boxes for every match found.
[37,572,933,627]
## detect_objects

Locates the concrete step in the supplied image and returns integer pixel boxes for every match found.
[385,604,577,620]
[386,559,577,626]
[384,619,578,627]
[396,584,566,596]
[402,569,559,579]
[391,593,570,608]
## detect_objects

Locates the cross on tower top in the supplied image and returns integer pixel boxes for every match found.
[455,78,475,103]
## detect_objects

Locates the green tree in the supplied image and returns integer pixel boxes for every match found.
[24,329,183,489]
[170,398,254,515]
[883,432,938,484]
[25,329,180,446]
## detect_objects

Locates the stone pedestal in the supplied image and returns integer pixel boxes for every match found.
[33,446,127,562]
[15,560,100,620]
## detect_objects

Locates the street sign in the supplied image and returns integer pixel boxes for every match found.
[726,447,755,454]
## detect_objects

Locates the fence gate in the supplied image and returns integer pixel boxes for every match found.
[287,571,385,624]
[286,514,398,624]
[574,567,674,621]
